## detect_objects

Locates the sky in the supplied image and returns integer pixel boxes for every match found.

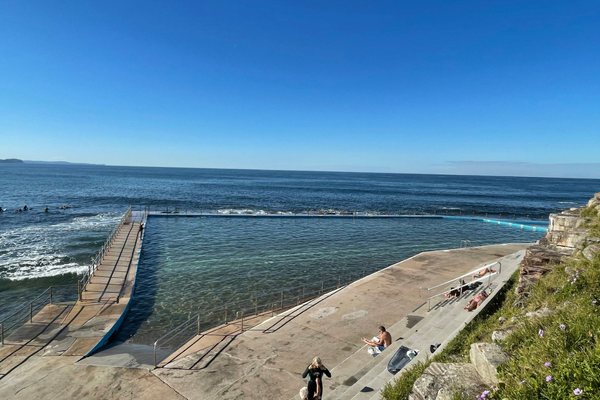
[1,1,599,178]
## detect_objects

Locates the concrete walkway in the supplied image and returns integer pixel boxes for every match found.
[0,243,529,400]
[0,213,144,392]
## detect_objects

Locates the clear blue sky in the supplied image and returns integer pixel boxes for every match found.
[1,1,599,178]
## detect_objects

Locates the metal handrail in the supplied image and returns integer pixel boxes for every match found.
[151,274,374,367]
[115,209,148,304]
[1,284,78,346]
[418,261,502,311]
[79,207,132,296]
[422,271,500,301]
[419,261,501,293]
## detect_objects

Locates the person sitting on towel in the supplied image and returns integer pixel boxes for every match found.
[362,326,392,353]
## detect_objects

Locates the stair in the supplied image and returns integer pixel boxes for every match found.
[312,250,525,400]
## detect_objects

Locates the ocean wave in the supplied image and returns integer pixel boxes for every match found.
[0,213,119,281]
[214,208,384,216]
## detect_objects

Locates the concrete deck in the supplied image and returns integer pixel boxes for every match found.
[0,213,144,386]
[0,242,529,400]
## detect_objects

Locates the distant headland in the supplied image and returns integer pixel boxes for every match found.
[0,158,24,163]
[0,159,104,166]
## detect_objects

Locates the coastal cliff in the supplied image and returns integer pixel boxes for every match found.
[516,192,600,303]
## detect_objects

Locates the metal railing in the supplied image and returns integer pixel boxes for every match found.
[419,261,502,311]
[152,270,379,368]
[78,207,132,299]
[1,284,78,346]
[115,209,148,304]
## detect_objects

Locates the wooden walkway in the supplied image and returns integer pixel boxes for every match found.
[0,211,145,381]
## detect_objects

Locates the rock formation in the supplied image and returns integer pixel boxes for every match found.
[515,191,600,304]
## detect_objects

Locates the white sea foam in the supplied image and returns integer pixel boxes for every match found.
[0,213,120,281]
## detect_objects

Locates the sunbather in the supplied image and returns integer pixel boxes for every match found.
[472,267,496,279]
[463,292,489,311]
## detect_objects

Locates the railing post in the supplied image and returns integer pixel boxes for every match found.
[197,315,200,336]
[50,286,53,304]
[302,286,305,301]
[1,322,4,346]
[154,343,157,368]
[280,291,283,308]
[254,299,258,316]
[30,302,33,323]
[78,281,82,301]
[337,278,340,288]
[241,312,244,332]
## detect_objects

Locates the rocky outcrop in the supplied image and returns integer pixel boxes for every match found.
[583,244,600,262]
[409,343,508,400]
[469,343,508,386]
[515,192,600,302]
[587,193,600,216]
[408,363,488,400]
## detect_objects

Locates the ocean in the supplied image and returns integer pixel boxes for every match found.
[1,164,598,343]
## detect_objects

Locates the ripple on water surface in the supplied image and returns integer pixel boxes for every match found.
[118,216,543,344]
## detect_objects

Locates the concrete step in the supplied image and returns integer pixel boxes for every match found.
[326,309,448,400]
[367,251,525,399]
[339,305,468,400]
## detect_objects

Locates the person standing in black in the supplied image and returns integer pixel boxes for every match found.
[301,357,331,400]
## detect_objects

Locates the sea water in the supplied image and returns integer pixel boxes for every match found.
[1,164,598,342]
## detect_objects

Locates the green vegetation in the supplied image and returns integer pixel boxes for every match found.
[382,210,600,400]
[581,206,600,238]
